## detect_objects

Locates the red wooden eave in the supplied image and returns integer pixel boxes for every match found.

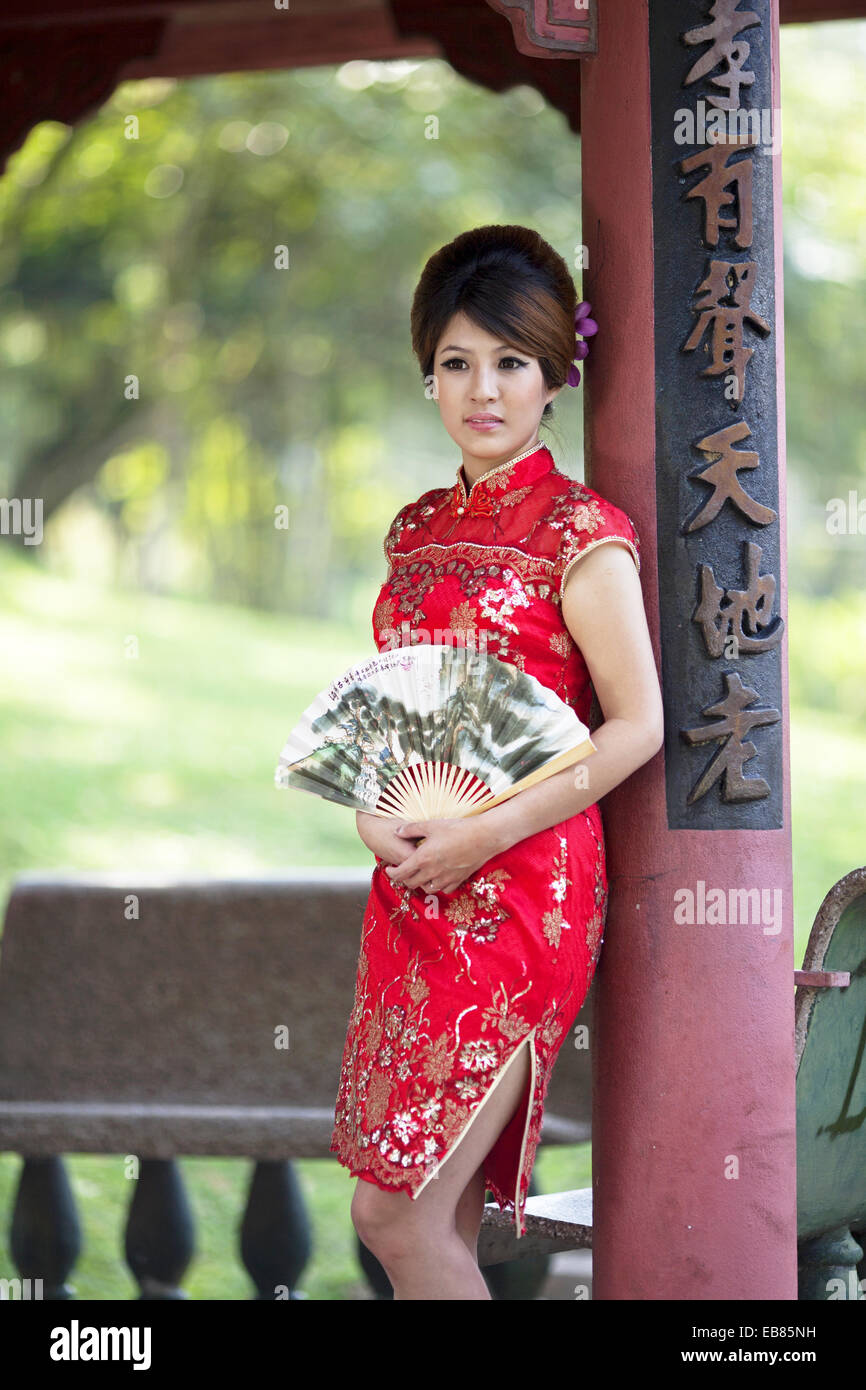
[1,0,864,174]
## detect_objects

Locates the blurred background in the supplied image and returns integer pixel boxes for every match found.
[0,20,863,1298]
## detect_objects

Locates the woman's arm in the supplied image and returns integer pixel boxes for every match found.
[383,541,664,893]
[481,541,664,856]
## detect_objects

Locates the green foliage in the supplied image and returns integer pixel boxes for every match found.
[0,60,586,613]
[0,35,863,608]
[780,22,866,597]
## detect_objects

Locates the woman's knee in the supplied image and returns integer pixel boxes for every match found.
[351,1180,419,1260]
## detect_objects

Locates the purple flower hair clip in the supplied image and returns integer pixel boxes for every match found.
[566,301,598,387]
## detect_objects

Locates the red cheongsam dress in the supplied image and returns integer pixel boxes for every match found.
[329,440,641,1237]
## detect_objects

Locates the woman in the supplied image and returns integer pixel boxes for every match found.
[329,224,664,1299]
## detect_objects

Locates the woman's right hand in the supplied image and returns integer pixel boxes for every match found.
[355,809,422,867]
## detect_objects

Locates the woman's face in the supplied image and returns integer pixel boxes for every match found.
[430,311,561,470]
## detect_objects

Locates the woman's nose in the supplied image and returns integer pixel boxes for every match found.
[470,367,499,400]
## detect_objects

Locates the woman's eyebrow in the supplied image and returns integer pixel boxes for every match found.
[439,344,516,353]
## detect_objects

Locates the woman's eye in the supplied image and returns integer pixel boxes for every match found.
[440,356,529,370]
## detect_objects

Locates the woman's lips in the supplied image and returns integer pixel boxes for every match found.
[465,417,503,431]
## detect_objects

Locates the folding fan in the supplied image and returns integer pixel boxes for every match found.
[274,643,596,822]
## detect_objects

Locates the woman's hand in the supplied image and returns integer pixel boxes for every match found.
[355,810,421,868]
[381,815,506,896]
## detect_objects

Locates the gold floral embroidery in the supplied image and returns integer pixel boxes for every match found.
[439,867,513,984]
[438,1097,474,1151]
[549,628,576,700]
[444,868,512,941]
[419,1030,455,1086]
[373,594,397,632]
[552,493,641,585]
[331,915,589,1233]
[481,461,522,493]
[583,814,608,962]
[542,906,565,949]
[366,1067,395,1128]
[542,835,573,948]
[386,549,556,627]
[501,485,534,507]
[549,630,574,659]
[366,998,384,1057]
[448,599,476,632]
[406,971,430,1006]
[331,932,539,1200]
[480,982,533,1043]
[347,948,369,1033]
[537,1003,569,1051]
[565,500,606,536]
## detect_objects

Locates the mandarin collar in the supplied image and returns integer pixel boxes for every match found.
[449,441,554,518]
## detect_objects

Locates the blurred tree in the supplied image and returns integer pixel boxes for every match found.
[0,26,863,611]
[0,62,585,614]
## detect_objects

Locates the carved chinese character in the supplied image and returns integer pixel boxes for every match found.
[683,0,760,109]
[681,671,779,804]
[693,539,784,656]
[683,259,770,401]
[680,138,755,248]
[685,421,777,531]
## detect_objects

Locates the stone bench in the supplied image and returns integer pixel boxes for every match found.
[0,869,592,1299]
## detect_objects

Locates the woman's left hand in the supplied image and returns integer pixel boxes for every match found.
[384,816,505,896]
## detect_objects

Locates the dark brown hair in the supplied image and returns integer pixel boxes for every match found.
[410,224,577,422]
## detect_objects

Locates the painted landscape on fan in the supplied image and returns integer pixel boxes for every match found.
[275,644,596,821]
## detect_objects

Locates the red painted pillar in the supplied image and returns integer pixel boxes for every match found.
[581,0,797,1298]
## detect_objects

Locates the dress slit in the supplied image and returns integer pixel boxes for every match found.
[410,1024,539,1237]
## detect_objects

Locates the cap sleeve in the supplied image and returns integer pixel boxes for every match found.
[383,489,444,573]
[383,502,411,569]
[556,495,641,593]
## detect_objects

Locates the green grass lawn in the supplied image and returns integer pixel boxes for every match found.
[0,549,862,1298]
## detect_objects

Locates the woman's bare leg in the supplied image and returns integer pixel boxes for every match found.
[454,1164,487,1259]
[350,1040,532,1300]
